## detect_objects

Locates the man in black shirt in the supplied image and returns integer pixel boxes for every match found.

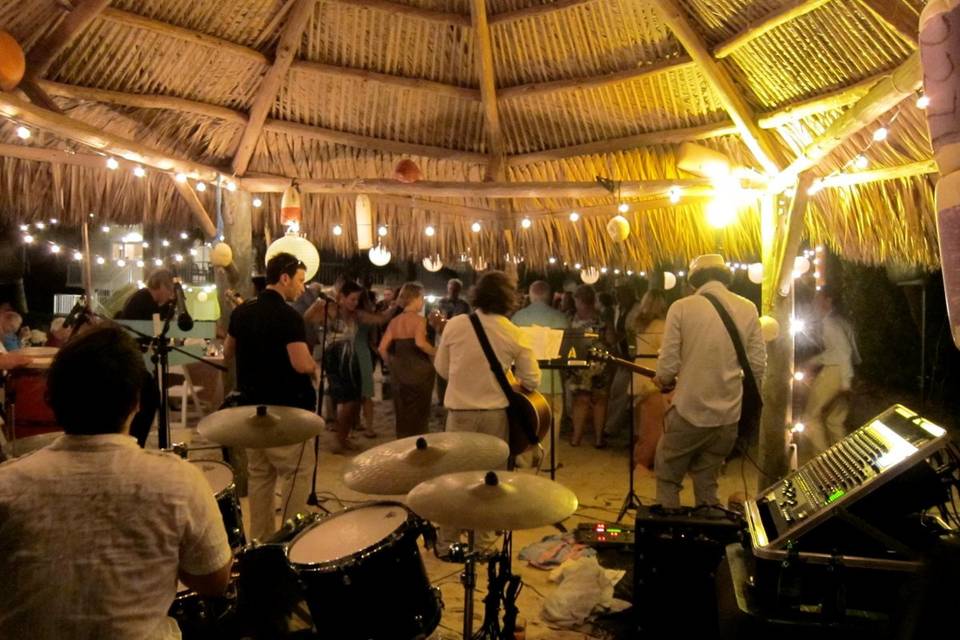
[114,269,177,447]
[224,253,317,540]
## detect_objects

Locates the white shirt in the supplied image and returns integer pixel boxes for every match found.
[435,311,541,410]
[0,434,232,640]
[810,312,860,389]
[656,281,766,427]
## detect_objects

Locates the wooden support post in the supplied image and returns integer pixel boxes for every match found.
[470,0,506,181]
[217,189,255,333]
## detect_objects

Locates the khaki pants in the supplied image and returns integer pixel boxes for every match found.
[803,365,850,461]
[247,441,315,541]
[654,409,738,508]
[438,409,507,552]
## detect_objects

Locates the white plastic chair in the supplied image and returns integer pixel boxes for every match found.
[168,365,205,428]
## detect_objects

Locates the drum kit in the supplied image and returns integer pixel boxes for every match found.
[175,405,579,639]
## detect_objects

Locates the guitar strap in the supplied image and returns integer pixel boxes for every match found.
[468,313,539,445]
[700,292,761,404]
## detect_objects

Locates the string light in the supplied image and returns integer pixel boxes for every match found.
[424,225,435,237]
[174,254,183,262]
[133,165,146,178]
[96,256,105,265]
[614,269,621,275]
[225,180,237,192]
[600,267,608,274]
[853,154,869,170]
[521,218,532,229]
[161,239,170,247]
[471,222,481,233]
[378,225,389,237]
[142,241,150,248]
[872,127,888,142]
[627,270,634,276]
[15,126,30,139]
[252,197,262,208]
[916,93,930,109]
[35,222,45,230]
[180,232,189,240]
[618,203,629,213]
[73,251,83,261]
[332,224,343,236]
[548,257,557,264]
[175,173,188,183]
[574,263,582,270]
[794,371,805,381]
[116,259,126,267]
[137,260,145,267]
[791,422,806,434]
[195,181,206,192]
[668,186,681,204]
[101,225,111,233]
[153,258,163,267]
[49,244,60,254]
[19,224,28,231]
[569,212,580,222]
[49,218,58,225]
[106,157,119,170]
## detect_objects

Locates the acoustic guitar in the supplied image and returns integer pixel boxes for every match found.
[505,370,552,457]
[587,346,658,380]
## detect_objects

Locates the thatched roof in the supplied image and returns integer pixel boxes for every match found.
[0,0,938,270]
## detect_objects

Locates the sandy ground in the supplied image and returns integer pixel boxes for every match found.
[156,395,760,640]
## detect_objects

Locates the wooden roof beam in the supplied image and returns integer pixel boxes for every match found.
[28,0,111,77]
[778,52,921,185]
[818,159,937,189]
[290,60,480,101]
[654,0,787,174]
[236,177,713,198]
[713,0,833,59]
[169,174,218,237]
[470,0,506,180]
[231,0,314,176]
[758,73,882,129]
[0,91,222,180]
[328,0,470,27]
[498,57,694,101]
[854,0,918,48]
[488,0,598,26]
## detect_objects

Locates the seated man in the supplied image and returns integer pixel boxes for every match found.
[0,325,232,639]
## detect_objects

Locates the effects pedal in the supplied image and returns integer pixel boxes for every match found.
[575,521,635,547]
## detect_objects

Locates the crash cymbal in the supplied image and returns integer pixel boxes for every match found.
[198,405,325,448]
[343,432,509,495]
[407,470,578,531]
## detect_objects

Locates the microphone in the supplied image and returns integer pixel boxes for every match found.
[173,280,194,331]
[315,290,336,304]
[63,297,88,328]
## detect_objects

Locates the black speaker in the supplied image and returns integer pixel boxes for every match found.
[633,506,742,637]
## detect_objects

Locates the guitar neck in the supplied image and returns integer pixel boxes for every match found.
[601,355,657,378]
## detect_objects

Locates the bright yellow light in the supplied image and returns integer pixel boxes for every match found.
[916,94,930,109]
[794,371,805,381]
[569,211,580,222]
[705,176,743,228]
[618,203,629,214]
[872,127,889,142]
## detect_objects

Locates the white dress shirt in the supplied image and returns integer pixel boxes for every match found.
[435,311,541,410]
[656,281,766,427]
[0,433,231,640]
[809,312,860,389]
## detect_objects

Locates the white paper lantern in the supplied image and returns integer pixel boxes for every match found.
[211,242,233,268]
[663,271,677,290]
[266,232,320,280]
[606,215,631,243]
[794,256,811,275]
[580,267,601,284]
[760,315,781,342]
[196,291,209,303]
[422,256,443,272]
[368,244,391,266]
[355,195,373,250]
[748,262,764,284]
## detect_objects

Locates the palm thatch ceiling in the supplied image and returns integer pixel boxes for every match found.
[0,0,938,270]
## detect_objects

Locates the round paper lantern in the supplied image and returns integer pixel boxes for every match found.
[760,315,780,342]
[266,232,320,280]
[355,195,373,250]
[210,242,233,267]
[394,159,422,184]
[0,31,25,91]
[368,245,391,267]
[580,267,600,285]
[422,256,443,272]
[280,186,302,228]
[793,256,811,276]
[196,290,209,303]
[606,215,631,243]
[663,271,677,290]
[748,262,764,284]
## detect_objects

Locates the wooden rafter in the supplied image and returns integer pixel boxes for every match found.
[236,177,713,198]
[854,0,919,48]
[169,174,218,237]
[27,0,111,77]
[371,195,499,220]
[470,0,506,180]
[328,0,470,27]
[498,57,694,101]
[488,0,597,26]
[757,73,882,129]
[0,91,221,180]
[231,0,314,176]
[713,0,833,59]
[290,60,480,101]
[507,121,737,166]
[819,159,937,188]
[654,0,786,174]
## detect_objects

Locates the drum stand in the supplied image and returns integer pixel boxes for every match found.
[616,373,642,522]
[459,531,522,640]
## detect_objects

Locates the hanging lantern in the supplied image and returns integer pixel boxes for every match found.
[280,186,302,228]
[394,159,422,183]
[471,256,488,271]
[760,315,781,342]
[368,245,391,267]
[211,242,233,267]
[748,262,763,284]
[422,255,443,272]
[580,267,601,284]
[266,232,320,280]
[0,31,25,91]
[355,194,373,250]
[606,215,630,243]
[663,271,677,290]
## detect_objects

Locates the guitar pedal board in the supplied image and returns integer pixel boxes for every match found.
[575,521,635,547]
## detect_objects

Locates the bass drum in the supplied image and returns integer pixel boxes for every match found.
[287,501,441,640]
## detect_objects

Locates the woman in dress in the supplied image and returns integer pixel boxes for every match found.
[378,283,436,438]
[566,285,613,448]
[631,289,669,469]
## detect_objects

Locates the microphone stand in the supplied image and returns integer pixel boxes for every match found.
[307,299,331,510]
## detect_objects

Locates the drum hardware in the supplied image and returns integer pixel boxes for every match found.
[198,405,326,449]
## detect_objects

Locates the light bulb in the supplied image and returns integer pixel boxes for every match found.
[521,218,532,229]
[195,181,206,192]
[332,224,343,236]
[790,317,806,336]
[225,180,237,192]
[15,126,30,139]
[548,257,557,264]
[252,197,262,208]
[101,225,111,233]
[23,234,34,243]
[174,254,183,262]
[614,269,621,275]
[175,173,188,183]
[136,260,145,267]
[574,263,582,270]
[133,165,146,178]
[668,186,681,204]
[142,242,149,248]
[618,202,629,213]
[106,157,119,170]
[162,239,170,247]
[35,222,45,229]
[116,259,125,267]
[916,94,930,109]
[792,422,806,434]
[49,244,60,254]
[73,251,83,261]
[425,225,435,237]
[600,267,608,274]
[794,371,805,381]
[180,232,189,240]
[154,258,163,267]
[853,155,868,170]
[872,127,888,142]
[49,218,58,225]
[627,270,633,276]
[96,256,105,265]
[569,212,580,222]
[471,222,481,233]
[377,225,388,237]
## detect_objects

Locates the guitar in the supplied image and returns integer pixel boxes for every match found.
[505,370,552,457]
[587,346,658,380]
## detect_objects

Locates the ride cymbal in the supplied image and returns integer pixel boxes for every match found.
[198,405,325,448]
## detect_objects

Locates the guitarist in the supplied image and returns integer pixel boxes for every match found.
[433,271,541,558]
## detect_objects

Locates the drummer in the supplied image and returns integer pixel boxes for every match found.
[0,325,232,638]
[224,252,317,541]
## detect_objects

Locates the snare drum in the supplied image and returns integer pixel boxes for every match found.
[169,579,236,640]
[287,501,441,640]
[191,460,245,549]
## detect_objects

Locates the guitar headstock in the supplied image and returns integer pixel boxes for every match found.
[587,345,612,362]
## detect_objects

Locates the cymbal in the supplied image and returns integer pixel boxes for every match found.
[343,432,509,495]
[407,470,578,531]
[197,405,325,448]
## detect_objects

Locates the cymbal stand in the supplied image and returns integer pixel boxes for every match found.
[616,370,643,522]
[476,532,522,640]
[462,530,477,640]
[308,299,330,510]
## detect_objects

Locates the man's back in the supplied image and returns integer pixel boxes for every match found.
[512,301,569,330]
[657,281,765,427]
[0,435,230,639]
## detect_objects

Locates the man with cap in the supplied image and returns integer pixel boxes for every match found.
[653,254,765,508]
